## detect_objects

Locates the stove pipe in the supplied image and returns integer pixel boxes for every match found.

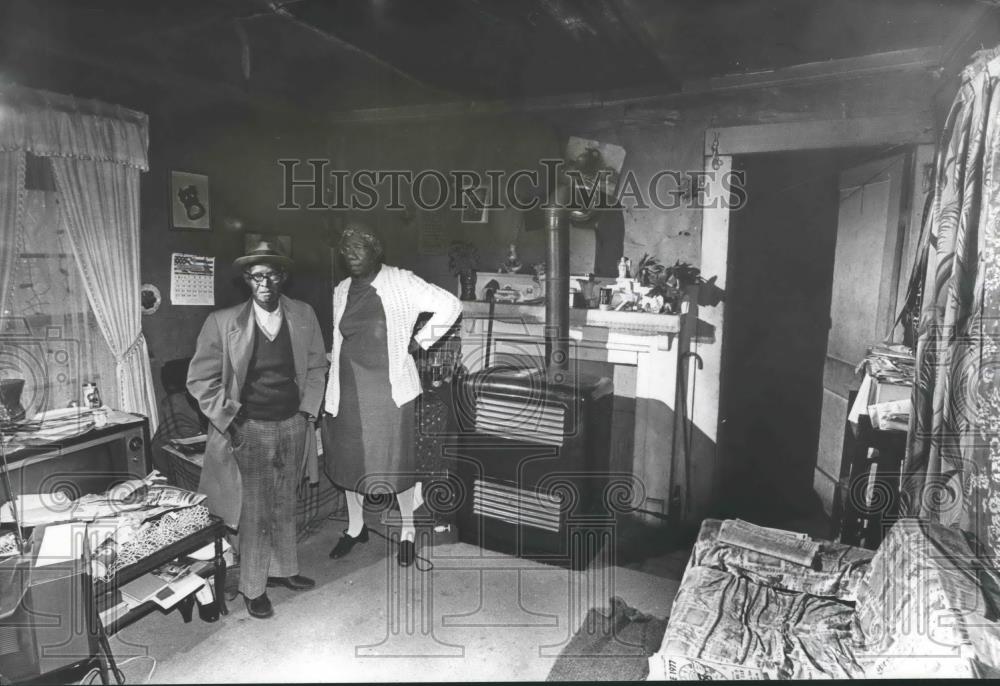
[543,203,569,377]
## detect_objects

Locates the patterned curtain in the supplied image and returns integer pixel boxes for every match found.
[901,47,1000,553]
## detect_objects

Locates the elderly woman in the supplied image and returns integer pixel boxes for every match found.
[322,225,462,566]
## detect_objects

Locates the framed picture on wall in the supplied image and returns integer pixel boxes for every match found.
[460,186,490,224]
[170,171,211,230]
[418,212,448,255]
[245,232,292,259]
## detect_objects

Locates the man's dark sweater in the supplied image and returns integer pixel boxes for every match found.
[241,320,299,420]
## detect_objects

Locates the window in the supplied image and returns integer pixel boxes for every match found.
[2,187,117,414]
[24,153,56,191]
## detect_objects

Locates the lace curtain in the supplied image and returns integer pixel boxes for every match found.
[0,151,24,333]
[0,86,156,430]
[5,188,118,412]
[0,86,148,168]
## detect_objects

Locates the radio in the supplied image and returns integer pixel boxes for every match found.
[467,272,546,303]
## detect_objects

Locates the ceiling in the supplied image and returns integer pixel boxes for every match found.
[0,0,990,116]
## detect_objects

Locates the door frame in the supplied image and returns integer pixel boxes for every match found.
[696,112,935,509]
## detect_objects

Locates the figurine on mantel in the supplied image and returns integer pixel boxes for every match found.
[617,256,631,280]
[499,243,523,274]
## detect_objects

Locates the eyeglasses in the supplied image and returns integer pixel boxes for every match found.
[246,271,284,285]
[339,244,365,258]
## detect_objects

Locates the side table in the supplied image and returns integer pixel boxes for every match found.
[837,414,907,549]
[95,514,229,634]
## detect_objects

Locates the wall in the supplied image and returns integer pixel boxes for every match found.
[16,51,947,523]
[140,111,564,404]
[140,109,339,402]
[323,116,562,290]
[60,68,959,526]
[4,10,987,528]
[540,69,941,522]
[315,67,944,523]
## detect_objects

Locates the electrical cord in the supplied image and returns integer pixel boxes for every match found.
[81,655,156,685]
[225,512,437,604]
[295,507,333,544]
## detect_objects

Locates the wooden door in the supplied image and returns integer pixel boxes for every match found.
[814,152,914,521]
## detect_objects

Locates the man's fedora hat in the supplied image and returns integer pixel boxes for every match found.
[234,240,293,270]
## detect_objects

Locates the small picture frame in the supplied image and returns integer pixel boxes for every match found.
[245,232,292,259]
[170,171,210,230]
[460,186,490,224]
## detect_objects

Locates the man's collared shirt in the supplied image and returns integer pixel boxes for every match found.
[252,301,283,341]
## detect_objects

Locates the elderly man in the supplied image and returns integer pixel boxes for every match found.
[187,240,327,619]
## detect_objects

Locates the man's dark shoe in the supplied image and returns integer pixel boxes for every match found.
[329,526,369,559]
[397,539,415,567]
[267,574,316,591]
[245,593,273,619]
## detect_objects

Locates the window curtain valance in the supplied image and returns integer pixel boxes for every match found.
[0,85,157,431]
[0,85,148,170]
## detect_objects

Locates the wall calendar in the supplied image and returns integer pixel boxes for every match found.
[170,253,215,306]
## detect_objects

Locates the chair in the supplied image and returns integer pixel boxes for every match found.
[151,358,207,484]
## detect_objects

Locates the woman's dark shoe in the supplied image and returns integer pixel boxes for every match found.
[397,539,415,567]
[266,574,316,591]
[329,526,369,559]
[245,593,274,619]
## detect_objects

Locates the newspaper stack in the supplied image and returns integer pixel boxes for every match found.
[868,399,910,432]
[717,519,820,567]
[848,344,915,432]
[0,471,206,525]
[860,344,915,385]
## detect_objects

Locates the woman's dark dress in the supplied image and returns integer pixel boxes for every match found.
[324,272,416,493]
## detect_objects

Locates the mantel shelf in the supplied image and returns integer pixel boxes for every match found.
[460,301,681,337]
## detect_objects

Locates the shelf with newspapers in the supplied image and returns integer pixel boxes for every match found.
[0,411,229,681]
[0,509,227,683]
[835,344,914,549]
[1,486,229,634]
[91,508,229,635]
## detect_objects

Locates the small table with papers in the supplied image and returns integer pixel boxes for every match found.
[94,514,229,634]
[837,399,907,549]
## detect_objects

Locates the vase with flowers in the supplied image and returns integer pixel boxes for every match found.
[649,261,705,313]
[449,240,480,301]
[634,253,665,288]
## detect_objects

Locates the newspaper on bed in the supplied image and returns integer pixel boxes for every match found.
[655,654,766,681]
[717,519,819,567]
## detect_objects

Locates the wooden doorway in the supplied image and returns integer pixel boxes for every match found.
[698,114,933,533]
[719,148,913,531]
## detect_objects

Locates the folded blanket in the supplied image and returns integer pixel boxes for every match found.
[717,519,819,567]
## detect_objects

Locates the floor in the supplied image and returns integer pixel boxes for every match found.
[104,515,686,683]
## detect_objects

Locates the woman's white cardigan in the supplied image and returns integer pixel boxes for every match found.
[324,264,463,415]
